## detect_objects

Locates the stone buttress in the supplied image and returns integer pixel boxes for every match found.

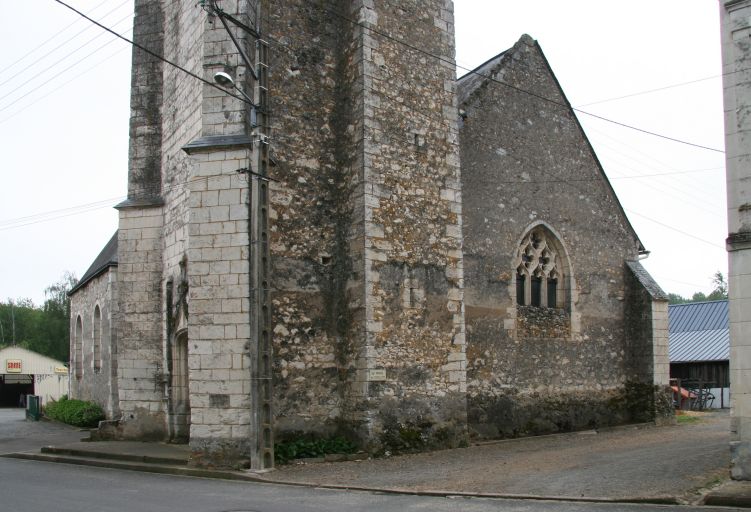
[113,0,167,440]
[266,0,468,451]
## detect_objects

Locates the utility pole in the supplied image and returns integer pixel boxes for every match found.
[205,0,274,470]
[10,300,15,346]
[250,0,274,470]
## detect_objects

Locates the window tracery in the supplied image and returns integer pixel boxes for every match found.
[514,228,561,309]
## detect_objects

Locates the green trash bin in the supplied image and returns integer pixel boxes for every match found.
[25,395,40,421]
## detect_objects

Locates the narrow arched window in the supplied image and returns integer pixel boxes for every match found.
[74,316,83,380]
[93,305,101,373]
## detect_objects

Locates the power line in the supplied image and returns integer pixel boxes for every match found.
[0,0,115,81]
[576,74,721,108]
[609,167,723,179]
[0,45,130,125]
[31,1,726,256]
[52,0,251,106]
[582,122,725,215]
[0,196,125,231]
[0,22,132,114]
[306,0,724,154]
[0,10,133,105]
[623,209,725,250]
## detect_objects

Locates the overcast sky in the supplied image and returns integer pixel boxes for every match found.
[0,0,727,306]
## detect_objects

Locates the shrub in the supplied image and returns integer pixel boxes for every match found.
[274,436,357,464]
[44,396,105,428]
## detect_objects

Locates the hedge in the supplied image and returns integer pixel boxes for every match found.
[44,396,105,428]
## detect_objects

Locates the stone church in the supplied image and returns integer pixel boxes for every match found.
[68,0,671,469]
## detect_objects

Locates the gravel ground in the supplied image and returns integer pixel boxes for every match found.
[0,407,82,454]
[267,411,730,502]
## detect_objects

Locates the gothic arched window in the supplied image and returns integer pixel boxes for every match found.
[514,227,565,309]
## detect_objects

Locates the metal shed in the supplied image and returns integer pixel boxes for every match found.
[0,346,68,407]
[669,300,729,408]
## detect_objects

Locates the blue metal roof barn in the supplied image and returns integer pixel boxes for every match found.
[668,300,729,363]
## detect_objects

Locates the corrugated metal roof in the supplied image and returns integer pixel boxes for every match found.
[668,300,728,362]
[669,300,728,333]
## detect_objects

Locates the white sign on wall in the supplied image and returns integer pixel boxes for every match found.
[6,359,22,373]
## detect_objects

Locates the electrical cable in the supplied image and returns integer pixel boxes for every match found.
[0,9,134,104]
[304,0,724,154]
[0,0,116,81]
[576,74,723,108]
[16,2,723,261]
[0,44,131,125]
[0,24,133,114]
[52,0,251,105]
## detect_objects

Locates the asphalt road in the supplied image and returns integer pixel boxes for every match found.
[0,457,744,512]
[0,407,738,510]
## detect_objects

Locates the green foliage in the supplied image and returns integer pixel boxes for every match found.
[676,414,701,425]
[0,272,77,362]
[668,271,728,305]
[274,436,357,464]
[44,396,105,428]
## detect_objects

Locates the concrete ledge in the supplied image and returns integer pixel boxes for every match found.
[703,480,751,508]
[182,134,253,154]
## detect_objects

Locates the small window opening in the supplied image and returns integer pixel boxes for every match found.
[516,272,526,305]
[547,278,557,308]
[531,276,542,307]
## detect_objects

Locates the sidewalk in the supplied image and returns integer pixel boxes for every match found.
[3,410,744,506]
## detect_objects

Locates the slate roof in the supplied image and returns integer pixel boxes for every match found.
[668,300,729,363]
[627,261,668,300]
[68,231,118,295]
[457,49,508,105]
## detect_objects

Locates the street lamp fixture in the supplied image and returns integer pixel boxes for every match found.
[213,71,256,107]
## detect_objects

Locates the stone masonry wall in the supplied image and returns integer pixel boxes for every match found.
[624,263,672,425]
[161,1,202,299]
[114,0,167,440]
[265,0,467,452]
[182,0,256,466]
[357,0,467,451]
[160,0,204,445]
[116,206,166,439]
[460,35,646,439]
[720,0,751,480]
[69,269,118,418]
[266,0,362,439]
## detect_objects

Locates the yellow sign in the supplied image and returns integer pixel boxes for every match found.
[54,366,68,374]
[6,359,22,373]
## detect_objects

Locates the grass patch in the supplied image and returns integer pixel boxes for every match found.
[675,411,702,424]
[44,395,105,428]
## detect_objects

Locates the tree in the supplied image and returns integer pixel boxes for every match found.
[0,272,77,362]
[667,293,688,305]
[667,271,728,305]
[708,271,728,301]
